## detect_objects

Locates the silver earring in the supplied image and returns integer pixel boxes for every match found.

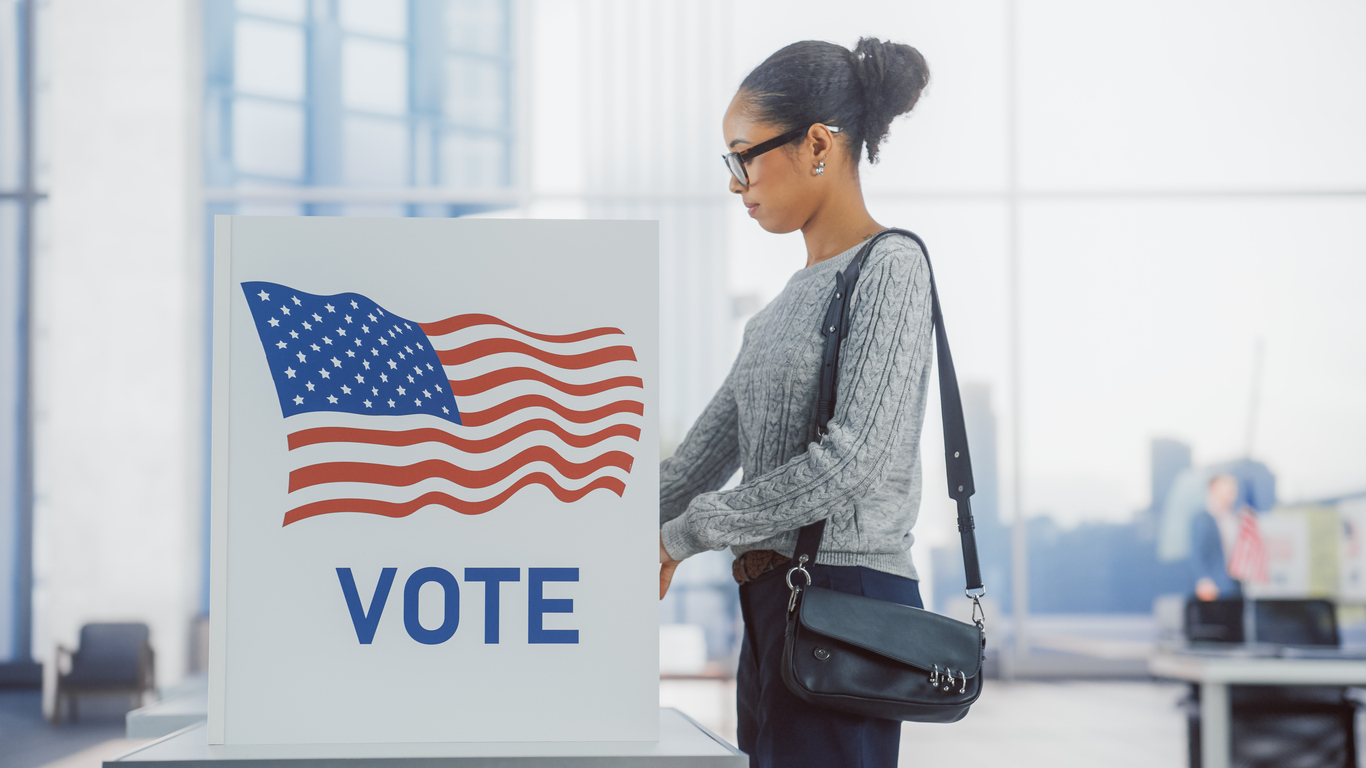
[816,161,825,176]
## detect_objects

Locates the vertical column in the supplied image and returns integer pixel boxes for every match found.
[39,0,200,709]
[1005,0,1030,672]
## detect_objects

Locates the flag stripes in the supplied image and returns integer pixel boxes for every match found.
[243,282,642,527]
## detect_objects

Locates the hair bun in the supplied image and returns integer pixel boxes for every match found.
[850,37,929,163]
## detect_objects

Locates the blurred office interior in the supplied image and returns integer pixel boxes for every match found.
[2,1,1366,766]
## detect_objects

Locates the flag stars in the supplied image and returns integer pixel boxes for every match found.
[404,345,413,354]
[281,306,291,316]
[388,399,396,408]
[324,304,335,313]
[344,315,353,324]
[312,313,322,322]
[306,381,315,391]
[302,321,312,331]
[397,386,406,396]
[294,395,304,405]
[319,369,330,380]
[355,339,362,347]
[257,290,270,301]
[327,395,338,404]
[362,325,370,333]
[345,350,355,358]
[372,387,379,396]
[310,343,321,352]
[413,366,422,376]
[297,351,307,363]
[442,406,449,414]
[291,296,302,306]
[398,352,406,361]
[276,341,287,349]
[336,328,346,337]
[268,318,280,327]
[422,389,431,398]
[331,357,342,368]
[350,300,359,309]
[434,383,442,392]
[404,322,411,330]
[355,373,365,383]
[414,399,422,407]
[379,338,389,346]
[363,399,372,408]
[362,360,370,370]
[389,330,397,338]
[341,385,351,395]
[289,330,299,339]
[322,337,332,346]
[380,373,389,383]
[284,367,296,379]
[371,348,379,356]
[387,359,398,369]
[368,313,377,322]
[407,374,415,383]
[426,363,434,371]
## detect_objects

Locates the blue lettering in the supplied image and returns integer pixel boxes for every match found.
[403,567,460,645]
[464,568,520,644]
[528,567,579,645]
[336,567,396,645]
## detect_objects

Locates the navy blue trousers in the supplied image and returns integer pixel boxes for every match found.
[736,562,923,768]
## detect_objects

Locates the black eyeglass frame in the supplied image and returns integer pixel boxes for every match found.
[722,124,841,187]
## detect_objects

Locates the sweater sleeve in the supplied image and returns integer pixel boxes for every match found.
[658,347,744,527]
[661,236,933,561]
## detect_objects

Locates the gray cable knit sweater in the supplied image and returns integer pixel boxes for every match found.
[659,231,934,580]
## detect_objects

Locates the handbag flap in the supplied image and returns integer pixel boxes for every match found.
[798,586,982,677]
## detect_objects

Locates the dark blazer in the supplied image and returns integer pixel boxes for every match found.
[1189,510,1242,598]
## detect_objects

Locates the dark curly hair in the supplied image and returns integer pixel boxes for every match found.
[737,37,930,165]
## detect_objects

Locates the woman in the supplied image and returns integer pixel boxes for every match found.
[657,37,936,768]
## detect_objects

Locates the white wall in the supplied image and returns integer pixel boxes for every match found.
[35,0,202,708]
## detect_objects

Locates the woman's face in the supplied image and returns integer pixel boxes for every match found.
[722,93,819,234]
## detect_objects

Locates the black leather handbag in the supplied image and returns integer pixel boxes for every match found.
[780,228,988,723]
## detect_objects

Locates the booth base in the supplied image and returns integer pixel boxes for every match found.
[105,708,746,767]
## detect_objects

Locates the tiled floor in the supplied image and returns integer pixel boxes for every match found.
[0,690,135,768]
[661,679,1193,767]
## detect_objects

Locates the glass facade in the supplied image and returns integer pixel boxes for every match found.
[204,0,515,215]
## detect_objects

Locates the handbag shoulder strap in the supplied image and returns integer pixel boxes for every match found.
[793,228,984,595]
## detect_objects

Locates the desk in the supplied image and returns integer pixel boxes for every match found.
[1149,651,1366,768]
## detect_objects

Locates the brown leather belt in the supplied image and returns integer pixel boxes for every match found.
[732,549,793,585]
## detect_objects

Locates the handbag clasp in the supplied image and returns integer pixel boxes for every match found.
[786,555,811,614]
[970,594,986,631]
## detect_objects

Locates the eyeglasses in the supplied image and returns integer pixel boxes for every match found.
[722,125,842,187]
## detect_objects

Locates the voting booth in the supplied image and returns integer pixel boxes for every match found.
[207,217,662,747]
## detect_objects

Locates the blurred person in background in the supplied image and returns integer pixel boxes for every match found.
[657,36,935,768]
[1192,473,1245,600]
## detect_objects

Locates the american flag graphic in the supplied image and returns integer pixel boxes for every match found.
[241,282,642,526]
[1227,511,1268,584]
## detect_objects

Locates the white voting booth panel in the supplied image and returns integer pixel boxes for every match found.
[210,217,660,746]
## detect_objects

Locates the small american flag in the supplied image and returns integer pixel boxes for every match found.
[1227,511,1268,584]
[241,282,642,526]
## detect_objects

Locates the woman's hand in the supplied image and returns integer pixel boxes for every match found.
[1195,577,1219,601]
[660,533,681,600]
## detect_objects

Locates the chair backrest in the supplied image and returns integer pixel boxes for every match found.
[1255,599,1339,647]
[73,622,150,684]
[1185,598,1244,644]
